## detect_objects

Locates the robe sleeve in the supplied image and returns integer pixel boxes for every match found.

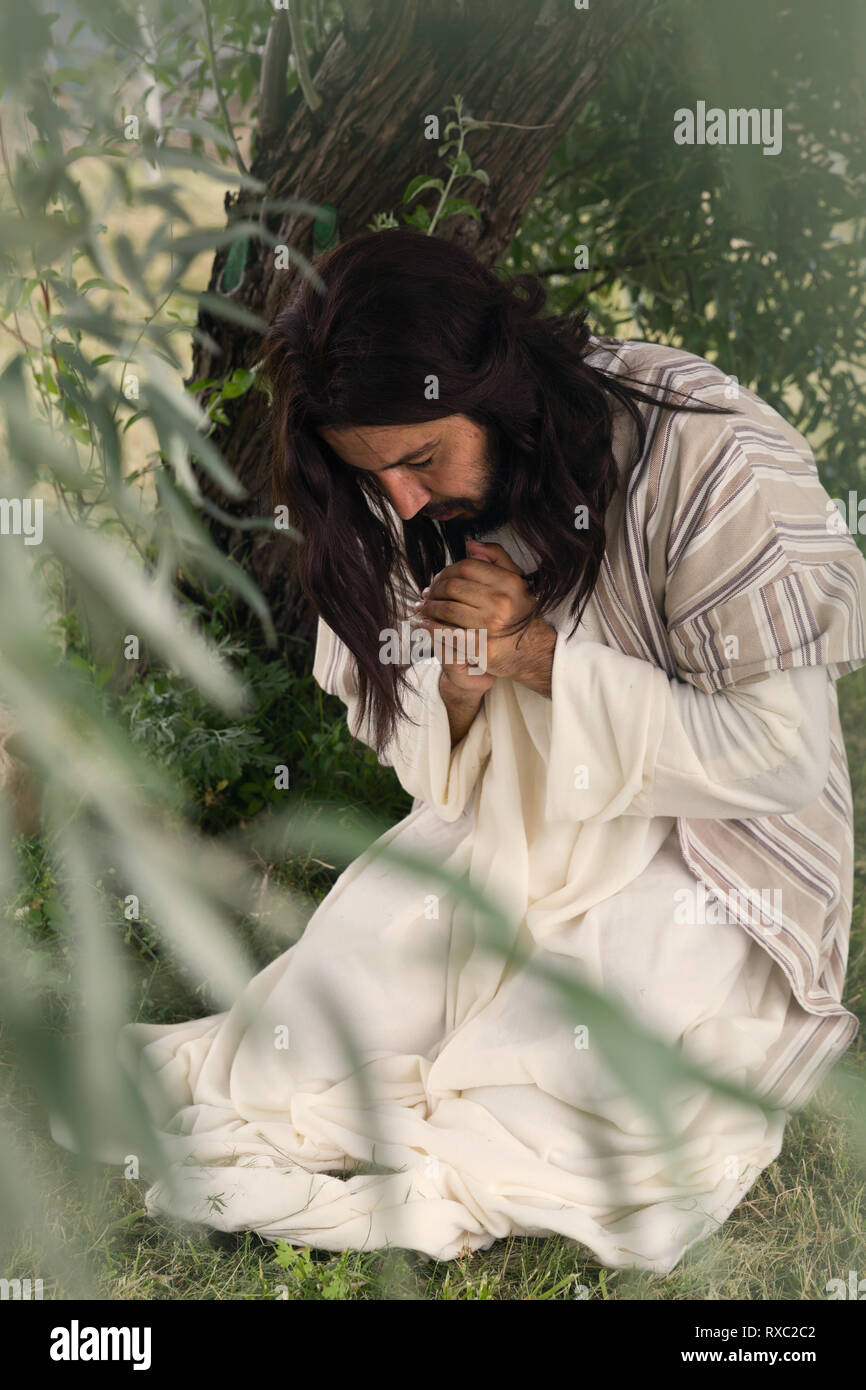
[312,616,491,821]
[544,409,866,826]
[543,636,830,824]
[627,662,831,818]
[662,421,866,692]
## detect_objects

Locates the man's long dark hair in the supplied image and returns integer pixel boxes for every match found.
[263,228,732,755]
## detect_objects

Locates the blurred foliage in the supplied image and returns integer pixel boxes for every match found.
[0,0,863,1298]
[0,0,327,1286]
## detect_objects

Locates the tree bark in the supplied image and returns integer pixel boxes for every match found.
[188,0,651,660]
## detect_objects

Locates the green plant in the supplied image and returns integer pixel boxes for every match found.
[394,93,490,235]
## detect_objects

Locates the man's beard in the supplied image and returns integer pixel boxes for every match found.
[465,460,512,534]
[424,433,512,537]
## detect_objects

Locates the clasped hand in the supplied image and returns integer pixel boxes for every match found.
[412,538,557,697]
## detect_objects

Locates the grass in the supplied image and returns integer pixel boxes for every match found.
[1,662,864,1301]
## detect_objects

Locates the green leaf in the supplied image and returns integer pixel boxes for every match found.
[154,472,277,645]
[219,368,256,400]
[219,237,249,294]
[438,198,481,222]
[189,291,269,334]
[403,175,445,205]
[46,513,249,713]
[402,205,430,230]
[113,232,152,303]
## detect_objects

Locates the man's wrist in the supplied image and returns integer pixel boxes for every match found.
[511,619,557,698]
[439,668,485,707]
[438,669,486,745]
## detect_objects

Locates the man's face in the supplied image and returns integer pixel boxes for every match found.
[318,414,511,532]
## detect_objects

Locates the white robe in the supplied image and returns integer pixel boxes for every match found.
[70,525,834,1274]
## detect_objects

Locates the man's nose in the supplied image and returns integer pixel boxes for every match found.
[379,469,431,521]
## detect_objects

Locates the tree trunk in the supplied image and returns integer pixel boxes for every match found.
[188,0,651,661]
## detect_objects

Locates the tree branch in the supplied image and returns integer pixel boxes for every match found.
[198,0,248,176]
[259,12,291,139]
[288,0,322,112]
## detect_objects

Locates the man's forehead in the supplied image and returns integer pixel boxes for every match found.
[318,423,445,471]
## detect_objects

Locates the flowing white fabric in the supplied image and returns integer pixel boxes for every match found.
[52,537,832,1274]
